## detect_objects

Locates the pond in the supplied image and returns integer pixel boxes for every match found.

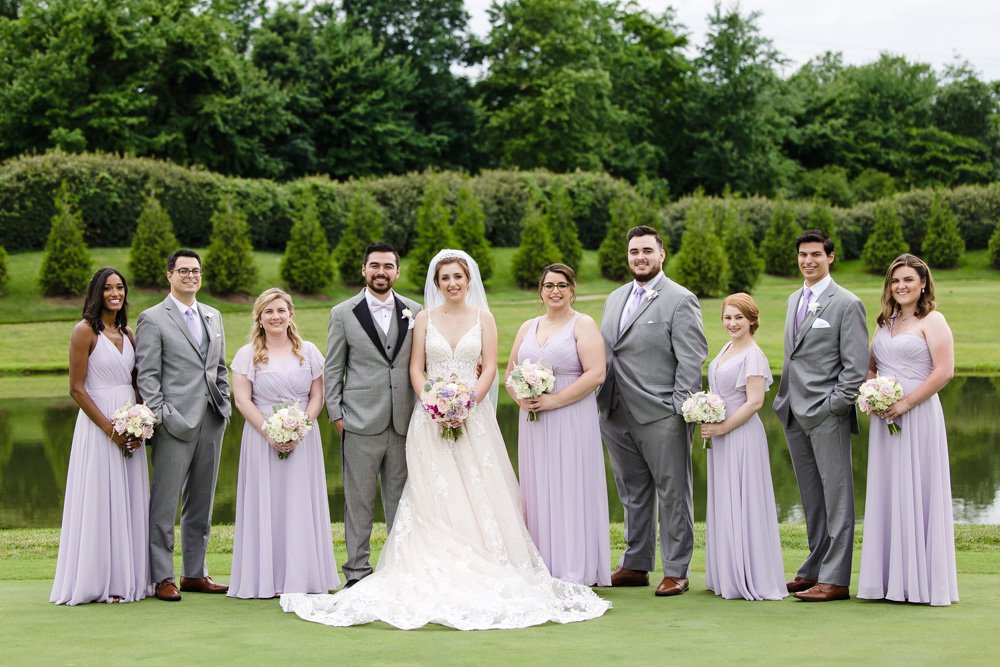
[2,376,999,528]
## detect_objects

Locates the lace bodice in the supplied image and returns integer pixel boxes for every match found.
[425,313,481,385]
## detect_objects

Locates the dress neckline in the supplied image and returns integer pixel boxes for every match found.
[533,313,577,348]
[888,317,925,342]
[428,312,480,356]
[99,330,128,355]
[715,341,756,371]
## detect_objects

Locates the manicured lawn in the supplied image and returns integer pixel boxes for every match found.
[3,523,999,666]
[2,248,999,398]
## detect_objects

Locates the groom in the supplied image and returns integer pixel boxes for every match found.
[136,249,231,601]
[597,225,708,597]
[325,242,421,586]
[773,229,867,602]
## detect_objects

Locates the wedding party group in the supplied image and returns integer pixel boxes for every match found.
[48,224,959,632]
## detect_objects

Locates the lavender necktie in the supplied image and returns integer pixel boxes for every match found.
[185,308,203,346]
[620,286,646,332]
[795,287,812,332]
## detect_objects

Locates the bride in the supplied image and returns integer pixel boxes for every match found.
[281,250,610,630]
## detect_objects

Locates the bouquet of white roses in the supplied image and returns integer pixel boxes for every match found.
[506,359,556,421]
[111,401,156,458]
[262,399,314,459]
[857,375,905,434]
[681,391,727,449]
[420,374,476,443]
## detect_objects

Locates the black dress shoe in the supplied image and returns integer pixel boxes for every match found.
[344,579,360,589]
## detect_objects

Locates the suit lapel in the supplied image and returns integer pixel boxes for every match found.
[388,297,409,363]
[353,298,391,364]
[198,306,217,365]
[164,297,205,357]
[617,274,665,340]
[792,283,836,350]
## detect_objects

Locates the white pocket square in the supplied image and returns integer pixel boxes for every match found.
[646,320,654,324]
[811,318,831,329]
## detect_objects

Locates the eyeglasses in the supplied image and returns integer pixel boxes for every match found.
[171,268,203,277]
[542,282,571,292]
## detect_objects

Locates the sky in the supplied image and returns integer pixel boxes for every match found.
[464,0,1000,82]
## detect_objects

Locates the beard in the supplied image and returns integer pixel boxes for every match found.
[628,261,661,282]
[365,274,394,295]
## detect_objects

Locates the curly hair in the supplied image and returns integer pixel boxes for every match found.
[250,288,305,367]
[877,254,937,327]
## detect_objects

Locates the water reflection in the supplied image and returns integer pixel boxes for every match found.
[2,376,998,528]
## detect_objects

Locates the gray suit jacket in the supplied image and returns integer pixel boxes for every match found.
[135,297,231,442]
[596,273,708,424]
[325,290,421,437]
[772,280,868,432]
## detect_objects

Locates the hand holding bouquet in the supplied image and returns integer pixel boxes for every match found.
[506,359,556,421]
[420,374,476,442]
[262,399,314,459]
[111,401,156,459]
[857,375,905,434]
[681,391,726,449]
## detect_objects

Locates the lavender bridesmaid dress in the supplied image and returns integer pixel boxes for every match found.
[517,315,611,586]
[50,333,152,605]
[228,342,339,598]
[858,325,959,606]
[704,343,787,601]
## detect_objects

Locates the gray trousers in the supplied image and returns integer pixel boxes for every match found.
[148,408,226,583]
[784,413,855,586]
[341,428,407,581]
[601,399,694,578]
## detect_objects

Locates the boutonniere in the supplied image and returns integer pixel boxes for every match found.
[401,308,414,322]
[204,312,215,324]
[808,301,821,315]
[644,289,659,302]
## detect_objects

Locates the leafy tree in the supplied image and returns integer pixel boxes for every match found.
[921,193,965,268]
[334,190,384,286]
[805,202,842,269]
[408,179,457,289]
[129,190,179,288]
[721,204,762,294]
[39,184,92,297]
[597,192,657,282]
[851,169,896,202]
[281,192,333,293]
[862,202,909,273]
[511,202,561,288]
[759,202,802,277]
[682,2,792,195]
[0,245,8,293]
[205,199,257,294]
[452,183,494,283]
[795,166,854,207]
[987,221,1000,269]
[672,198,728,298]
[546,181,583,271]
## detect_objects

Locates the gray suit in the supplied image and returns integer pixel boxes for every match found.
[136,297,231,583]
[597,273,708,577]
[773,280,868,586]
[325,290,420,580]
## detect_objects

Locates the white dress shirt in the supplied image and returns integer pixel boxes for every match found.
[365,289,395,335]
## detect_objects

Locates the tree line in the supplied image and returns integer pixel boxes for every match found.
[1,0,998,200]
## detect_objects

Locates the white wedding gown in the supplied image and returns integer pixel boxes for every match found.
[281,314,610,630]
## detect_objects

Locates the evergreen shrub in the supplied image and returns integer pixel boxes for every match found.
[334,191,384,286]
[921,193,965,268]
[281,193,333,293]
[511,203,561,288]
[205,200,257,295]
[452,183,494,283]
[39,184,92,297]
[862,202,909,273]
[129,190,179,288]
[759,203,802,277]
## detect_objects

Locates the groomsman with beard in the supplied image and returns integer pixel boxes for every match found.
[325,243,421,587]
[597,226,708,597]
[773,229,867,602]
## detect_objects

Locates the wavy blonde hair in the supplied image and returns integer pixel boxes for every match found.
[250,288,305,367]
[877,253,937,327]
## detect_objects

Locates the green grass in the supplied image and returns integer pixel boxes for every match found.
[3,523,1000,666]
[2,247,1000,398]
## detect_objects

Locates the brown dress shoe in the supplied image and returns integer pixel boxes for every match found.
[794,583,850,602]
[611,567,649,587]
[786,576,818,593]
[180,576,229,594]
[654,577,690,597]
[155,580,182,601]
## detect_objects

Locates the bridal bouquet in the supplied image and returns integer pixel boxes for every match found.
[111,401,156,459]
[506,359,555,421]
[681,391,726,449]
[420,374,476,443]
[857,375,905,434]
[262,399,314,459]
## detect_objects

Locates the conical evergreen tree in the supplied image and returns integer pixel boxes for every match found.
[129,189,179,288]
[546,181,583,272]
[598,193,658,282]
[720,202,763,294]
[281,192,333,293]
[39,183,92,297]
[988,219,1000,269]
[759,202,802,277]
[205,198,257,295]
[921,193,965,268]
[673,197,729,297]
[452,183,494,283]
[806,202,842,272]
[0,245,9,294]
[409,179,457,289]
[511,202,562,288]
[334,190,385,286]
[862,202,909,273]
